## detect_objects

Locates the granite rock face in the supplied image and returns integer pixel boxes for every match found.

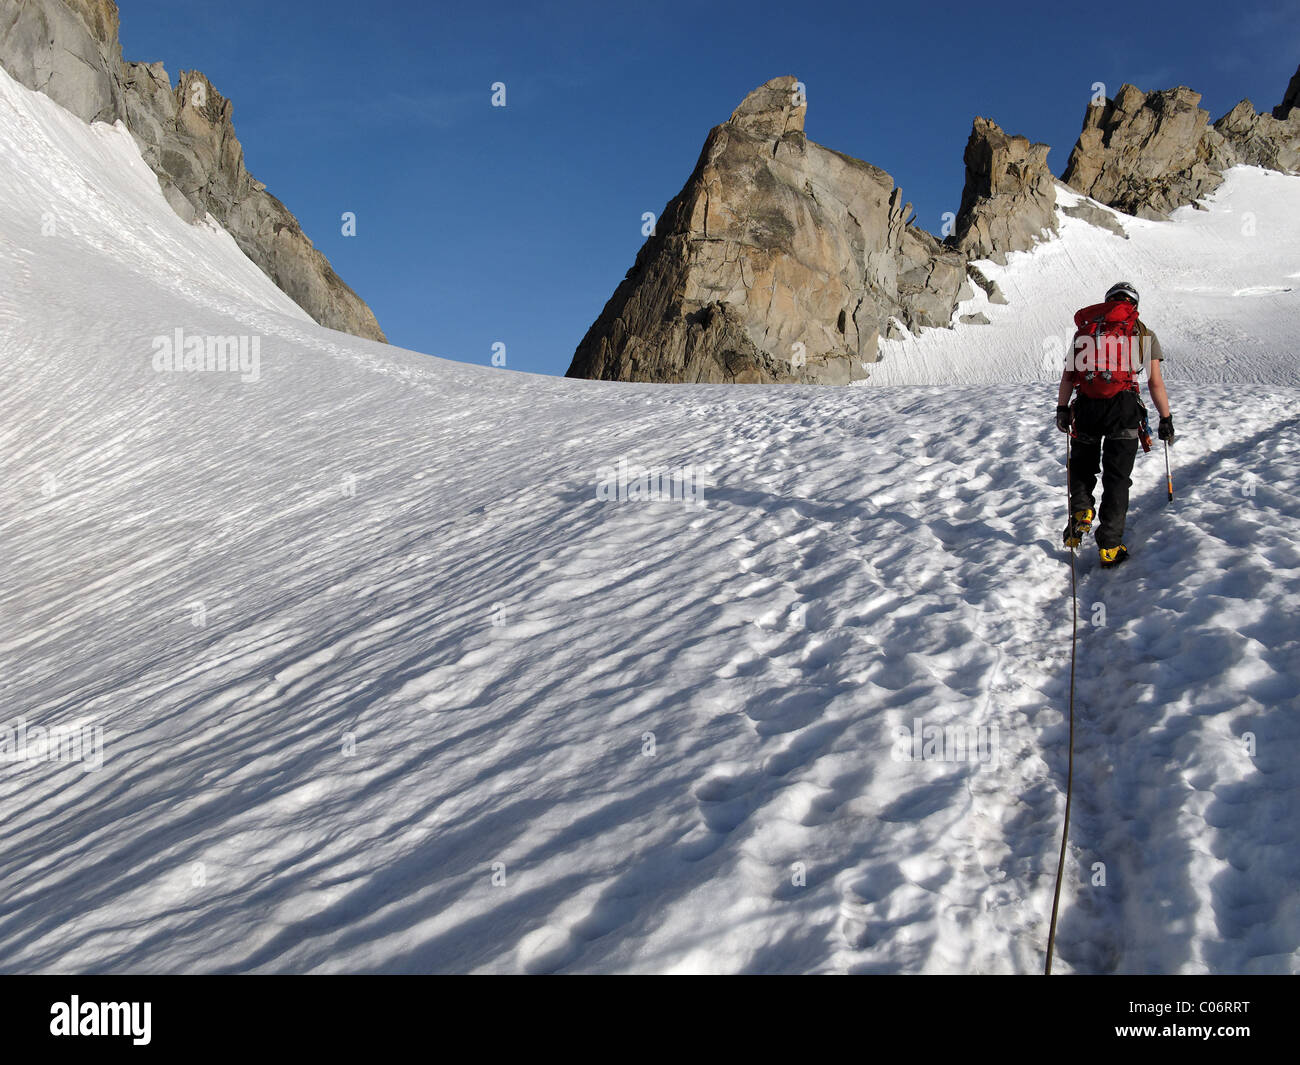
[573,67,1300,384]
[0,0,385,341]
[122,66,386,340]
[0,0,125,123]
[567,77,966,384]
[950,117,1057,265]
[1061,84,1237,218]
[1060,199,1129,238]
[1214,97,1300,173]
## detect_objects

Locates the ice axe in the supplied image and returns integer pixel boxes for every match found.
[1164,441,1173,502]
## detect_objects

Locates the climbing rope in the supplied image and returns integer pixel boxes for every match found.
[1045,433,1078,975]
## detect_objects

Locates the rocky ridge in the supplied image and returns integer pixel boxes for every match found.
[0,0,385,341]
[570,65,1300,384]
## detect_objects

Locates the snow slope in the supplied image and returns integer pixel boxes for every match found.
[1,63,1298,974]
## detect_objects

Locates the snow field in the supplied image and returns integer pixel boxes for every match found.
[1,63,1297,973]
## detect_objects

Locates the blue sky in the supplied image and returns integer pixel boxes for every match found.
[118,0,1299,376]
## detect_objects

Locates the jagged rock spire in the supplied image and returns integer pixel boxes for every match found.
[727,75,806,139]
[951,117,1057,264]
[566,77,965,384]
[1061,84,1235,219]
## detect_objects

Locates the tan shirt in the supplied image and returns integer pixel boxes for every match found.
[1136,321,1164,370]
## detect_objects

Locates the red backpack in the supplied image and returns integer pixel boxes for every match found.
[1070,299,1141,399]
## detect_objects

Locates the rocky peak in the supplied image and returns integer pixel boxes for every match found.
[1061,84,1236,218]
[1213,97,1300,174]
[727,75,806,140]
[571,62,1300,385]
[950,116,1057,264]
[1209,63,1300,174]
[0,0,385,342]
[175,70,233,132]
[566,78,965,384]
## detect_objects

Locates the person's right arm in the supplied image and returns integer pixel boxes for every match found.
[1147,352,1171,419]
[1057,367,1074,407]
[1145,331,1174,440]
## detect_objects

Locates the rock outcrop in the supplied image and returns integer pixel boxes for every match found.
[0,0,385,342]
[1061,84,1238,218]
[1213,98,1300,173]
[0,0,125,123]
[965,264,1008,306]
[121,65,386,340]
[1059,199,1129,238]
[566,76,966,384]
[1062,69,1300,218]
[949,117,1057,264]
[572,64,1300,385]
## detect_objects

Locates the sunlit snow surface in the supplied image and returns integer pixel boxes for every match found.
[871,178,1300,388]
[1,65,1298,973]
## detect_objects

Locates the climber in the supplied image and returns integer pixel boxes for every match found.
[1054,281,1174,568]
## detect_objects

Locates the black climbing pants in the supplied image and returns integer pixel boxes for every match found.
[1069,390,1144,549]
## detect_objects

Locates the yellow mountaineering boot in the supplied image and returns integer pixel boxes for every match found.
[1062,508,1095,549]
[1099,544,1129,569]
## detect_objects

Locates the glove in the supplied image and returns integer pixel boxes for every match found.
[1158,415,1175,442]
[1055,404,1072,433]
